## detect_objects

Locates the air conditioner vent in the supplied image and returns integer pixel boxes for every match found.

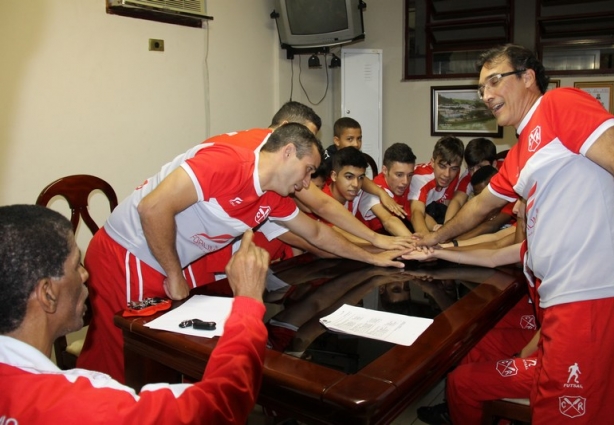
[108,0,208,19]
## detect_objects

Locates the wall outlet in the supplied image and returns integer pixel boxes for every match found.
[149,39,164,52]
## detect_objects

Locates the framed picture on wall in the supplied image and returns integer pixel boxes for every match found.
[574,81,614,113]
[547,79,560,91]
[431,86,503,138]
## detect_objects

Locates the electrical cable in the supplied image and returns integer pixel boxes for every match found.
[298,54,329,106]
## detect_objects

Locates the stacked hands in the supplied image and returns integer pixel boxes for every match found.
[401,244,440,262]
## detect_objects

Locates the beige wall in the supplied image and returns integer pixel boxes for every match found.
[0,0,282,207]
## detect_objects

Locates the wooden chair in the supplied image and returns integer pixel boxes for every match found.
[363,152,379,176]
[36,174,118,370]
[482,398,531,425]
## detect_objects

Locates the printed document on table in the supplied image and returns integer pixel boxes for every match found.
[144,295,233,338]
[319,304,433,346]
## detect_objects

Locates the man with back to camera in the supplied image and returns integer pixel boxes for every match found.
[0,204,269,424]
[414,43,614,424]
[78,121,409,383]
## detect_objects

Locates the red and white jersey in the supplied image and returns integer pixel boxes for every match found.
[489,88,614,307]
[0,297,267,424]
[105,129,298,274]
[408,163,458,205]
[373,172,412,219]
[320,184,380,225]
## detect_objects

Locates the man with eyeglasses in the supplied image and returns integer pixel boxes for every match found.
[413,44,614,424]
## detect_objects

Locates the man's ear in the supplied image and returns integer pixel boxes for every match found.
[333,136,341,148]
[382,165,389,175]
[331,170,337,182]
[35,278,59,314]
[430,157,436,168]
[282,143,296,160]
[523,68,536,89]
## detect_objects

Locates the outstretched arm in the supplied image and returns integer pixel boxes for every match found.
[362,177,406,218]
[283,211,409,268]
[456,210,513,240]
[370,204,412,236]
[410,200,430,235]
[404,242,522,268]
[414,189,508,247]
[295,182,413,250]
[440,225,516,249]
[444,191,468,223]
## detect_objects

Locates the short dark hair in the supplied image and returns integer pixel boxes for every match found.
[383,143,417,169]
[432,136,464,165]
[470,165,498,187]
[465,138,497,168]
[332,146,367,173]
[476,44,550,95]
[311,162,330,181]
[0,205,73,334]
[333,117,361,138]
[261,122,324,160]
[269,101,322,132]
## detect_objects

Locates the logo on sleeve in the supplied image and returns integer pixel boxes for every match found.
[520,315,537,330]
[528,126,541,152]
[229,197,243,206]
[559,396,586,418]
[496,359,518,377]
[255,206,271,223]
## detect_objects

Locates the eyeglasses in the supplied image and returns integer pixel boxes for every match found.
[477,69,526,99]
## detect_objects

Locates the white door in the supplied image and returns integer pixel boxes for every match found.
[341,48,383,175]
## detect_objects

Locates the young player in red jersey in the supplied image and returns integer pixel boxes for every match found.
[409,136,464,234]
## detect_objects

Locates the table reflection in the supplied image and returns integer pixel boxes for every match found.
[257,256,519,374]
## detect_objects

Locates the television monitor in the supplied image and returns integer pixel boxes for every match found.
[273,0,365,49]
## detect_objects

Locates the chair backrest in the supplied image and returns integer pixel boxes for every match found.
[363,152,379,176]
[36,174,118,234]
[35,174,118,370]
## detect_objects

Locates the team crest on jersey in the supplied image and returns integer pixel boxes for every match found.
[559,396,586,418]
[496,359,518,377]
[255,206,271,223]
[528,126,541,152]
[229,197,243,206]
[520,315,537,330]
[191,232,233,251]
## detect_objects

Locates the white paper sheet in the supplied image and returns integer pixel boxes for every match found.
[319,304,433,346]
[144,295,234,338]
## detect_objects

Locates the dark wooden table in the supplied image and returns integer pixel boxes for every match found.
[115,255,526,425]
